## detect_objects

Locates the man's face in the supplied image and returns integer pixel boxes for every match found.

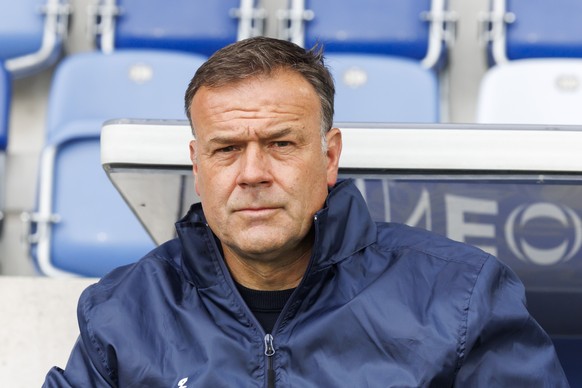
[189,69,341,264]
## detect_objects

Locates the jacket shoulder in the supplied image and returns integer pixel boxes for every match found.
[68,239,190,384]
[375,222,491,269]
[78,238,185,316]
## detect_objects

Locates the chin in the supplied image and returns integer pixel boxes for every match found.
[234,237,292,258]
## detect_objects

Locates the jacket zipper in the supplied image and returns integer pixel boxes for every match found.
[264,333,276,388]
[261,215,321,388]
[203,213,322,388]
[204,223,279,387]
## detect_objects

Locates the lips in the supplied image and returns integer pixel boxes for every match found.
[236,207,279,213]
[233,206,282,218]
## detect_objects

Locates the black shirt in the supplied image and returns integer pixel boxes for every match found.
[236,282,295,334]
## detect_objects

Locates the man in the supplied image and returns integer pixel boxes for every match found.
[44,37,568,387]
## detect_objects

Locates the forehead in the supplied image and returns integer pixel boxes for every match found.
[189,71,324,145]
[191,70,321,122]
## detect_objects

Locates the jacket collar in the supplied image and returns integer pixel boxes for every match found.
[175,179,377,288]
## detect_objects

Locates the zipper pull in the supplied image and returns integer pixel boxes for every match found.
[264,333,275,357]
[264,334,276,388]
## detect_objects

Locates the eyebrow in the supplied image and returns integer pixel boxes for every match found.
[207,127,300,145]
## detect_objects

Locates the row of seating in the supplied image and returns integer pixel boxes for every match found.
[90,0,453,122]
[2,0,579,153]
[1,0,580,276]
[481,0,582,65]
[7,0,582,75]
[477,0,582,125]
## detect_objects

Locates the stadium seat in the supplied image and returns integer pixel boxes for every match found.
[25,50,206,277]
[279,0,456,69]
[91,0,265,56]
[0,63,10,234]
[0,0,71,78]
[327,53,439,123]
[482,0,582,66]
[476,58,582,125]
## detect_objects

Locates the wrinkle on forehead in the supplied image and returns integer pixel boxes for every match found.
[194,102,318,137]
[198,115,300,139]
[191,70,322,139]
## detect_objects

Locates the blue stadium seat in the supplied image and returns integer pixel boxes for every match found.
[483,0,582,65]
[0,63,10,234]
[0,0,71,78]
[91,0,265,56]
[476,58,582,125]
[327,54,439,123]
[279,0,456,69]
[26,50,206,277]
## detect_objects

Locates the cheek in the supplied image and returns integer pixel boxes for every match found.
[292,169,329,210]
[196,166,234,205]
[194,166,211,201]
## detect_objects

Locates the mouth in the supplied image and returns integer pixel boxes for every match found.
[237,207,278,212]
[234,207,281,216]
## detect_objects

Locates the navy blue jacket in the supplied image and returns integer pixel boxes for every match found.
[44,180,568,387]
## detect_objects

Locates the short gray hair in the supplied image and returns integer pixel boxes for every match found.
[184,36,335,147]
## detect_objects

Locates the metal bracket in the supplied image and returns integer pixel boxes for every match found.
[478,10,516,46]
[87,0,122,53]
[276,6,314,46]
[230,4,267,40]
[5,0,73,77]
[20,211,61,245]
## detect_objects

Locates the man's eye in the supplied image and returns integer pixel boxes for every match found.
[217,146,237,153]
[273,141,291,148]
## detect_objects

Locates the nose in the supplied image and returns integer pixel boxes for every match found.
[236,145,272,187]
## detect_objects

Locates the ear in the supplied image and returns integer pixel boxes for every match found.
[189,140,201,196]
[325,127,342,187]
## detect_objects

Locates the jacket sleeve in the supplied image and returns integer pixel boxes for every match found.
[454,255,569,387]
[42,336,114,388]
[43,281,118,388]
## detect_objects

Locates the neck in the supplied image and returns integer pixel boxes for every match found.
[223,244,312,291]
